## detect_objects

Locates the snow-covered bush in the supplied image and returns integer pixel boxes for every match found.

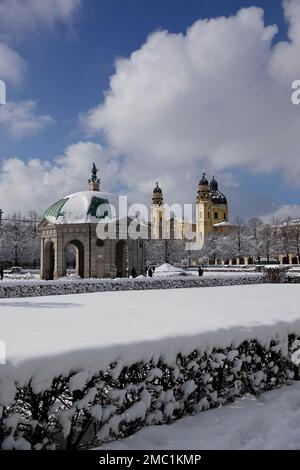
[0,274,265,298]
[0,334,299,450]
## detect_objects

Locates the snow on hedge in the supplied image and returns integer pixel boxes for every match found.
[101,382,300,450]
[0,273,265,298]
[1,285,300,449]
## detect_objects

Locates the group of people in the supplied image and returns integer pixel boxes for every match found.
[130,266,156,278]
[128,266,156,278]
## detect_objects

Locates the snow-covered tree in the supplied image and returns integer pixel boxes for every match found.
[198,232,223,264]
[144,238,186,266]
[289,221,300,261]
[0,212,40,267]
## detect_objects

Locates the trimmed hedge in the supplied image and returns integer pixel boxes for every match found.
[0,274,265,298]
[0,333,299,450]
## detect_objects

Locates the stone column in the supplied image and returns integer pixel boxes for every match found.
[54,233,65,279]
[83,232,91,278]
[90,227,97,278]
[40,237,45,279]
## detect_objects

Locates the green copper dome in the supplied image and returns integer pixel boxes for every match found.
[43,198,69,220]
[43,191,120,224]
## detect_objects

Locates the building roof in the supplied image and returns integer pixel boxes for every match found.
[43,191,128,225]
[153,182,162,193]
[199,172,209,185]
[213,221,232,227]
[209,189,227,205]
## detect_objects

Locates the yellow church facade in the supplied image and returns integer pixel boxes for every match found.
[150,173,231,245]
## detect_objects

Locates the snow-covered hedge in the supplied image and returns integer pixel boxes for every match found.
[0,274,265,298]
[0,334,299,449]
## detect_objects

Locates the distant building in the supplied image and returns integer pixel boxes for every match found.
[195,173,230,242]
[150,173,232,246]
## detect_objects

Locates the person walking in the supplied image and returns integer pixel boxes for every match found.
[198,266,203,276]
[131,267,137,278]
[0,264,4,281]
[148,267,153,278]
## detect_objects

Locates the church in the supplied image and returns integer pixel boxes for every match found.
[150,173,230,245]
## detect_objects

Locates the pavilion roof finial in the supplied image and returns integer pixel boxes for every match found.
[88,162,100,191]
[89,162,100,183]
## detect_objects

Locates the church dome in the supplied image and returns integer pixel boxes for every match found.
[209,189,227,205]
[152,181,163,205]
[153,182,162,193]
[209,176,218,191]
[199,173,209,186]
[43,191,127,225]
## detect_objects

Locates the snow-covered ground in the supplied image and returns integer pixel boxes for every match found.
[0,269,262,286]
[1,284,300,387]
[101,382,300,450]
[0,263,297,285]
[2,271,40,282]
[190,270,262,277]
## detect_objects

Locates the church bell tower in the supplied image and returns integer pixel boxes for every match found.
[150,182,165,239]
[196,173,212,245]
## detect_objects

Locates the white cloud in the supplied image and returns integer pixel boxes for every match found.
[263,204,300,222]
[269,0,300,83]
[83,1,300,208]
[0,42,25,84]
[0,100,54,136]
[0,0,81,34]
[0,142,120,214]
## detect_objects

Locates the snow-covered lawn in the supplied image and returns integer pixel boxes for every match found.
[101,382,300,450]
[1,284,300,384]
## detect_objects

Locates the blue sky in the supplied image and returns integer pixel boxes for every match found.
[0,0,300,219]
[2,0,288,158]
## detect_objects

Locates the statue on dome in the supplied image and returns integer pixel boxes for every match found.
[89,162,100,183]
